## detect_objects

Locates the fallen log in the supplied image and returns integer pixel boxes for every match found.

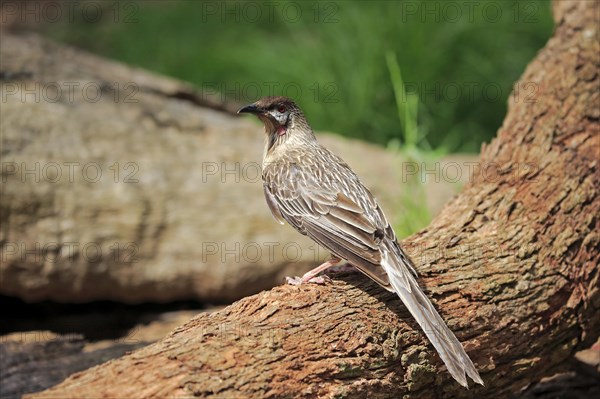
[26,0,599,398]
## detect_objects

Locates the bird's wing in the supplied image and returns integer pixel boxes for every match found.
[264,152,483,387]
[263,183,285,225]
[264,160,417,291]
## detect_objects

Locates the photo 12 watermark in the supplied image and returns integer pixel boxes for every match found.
[2,161,140,184]
[201,81,339,104]
[199,1,339,24]
[201,241,329,264]
[1,1,140,25]
[400,161,540,184]
[1,241,140,264]
[398,1,541,24]
[0,326,142,345]
[1,81,139,104]
[402,240,539,266]
[198,160,540,186]
[399,81,539,104]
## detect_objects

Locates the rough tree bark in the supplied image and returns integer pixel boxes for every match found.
[27,1,599,398]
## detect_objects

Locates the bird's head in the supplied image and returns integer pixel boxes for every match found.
[238,96,315,149]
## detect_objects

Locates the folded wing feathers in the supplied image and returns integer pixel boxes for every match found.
[264,156,483,387]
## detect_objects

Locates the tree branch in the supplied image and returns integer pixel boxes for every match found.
[26,0,599,398]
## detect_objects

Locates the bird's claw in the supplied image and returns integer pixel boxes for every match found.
[285,274,331,286]
[285,276,302,285]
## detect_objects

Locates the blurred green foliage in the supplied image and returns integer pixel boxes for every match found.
[46,0,553,152]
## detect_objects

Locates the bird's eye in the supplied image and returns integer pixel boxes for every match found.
[277,105,287,113]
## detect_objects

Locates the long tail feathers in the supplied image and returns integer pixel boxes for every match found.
[381,248,484,388]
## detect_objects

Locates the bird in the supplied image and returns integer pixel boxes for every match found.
[238,96,484,388]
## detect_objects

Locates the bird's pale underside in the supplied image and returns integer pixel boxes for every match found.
[238,96,484,388]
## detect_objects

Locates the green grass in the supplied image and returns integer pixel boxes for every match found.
[44,0,553,153]
[386,51,421,151]
[386,51,432,237]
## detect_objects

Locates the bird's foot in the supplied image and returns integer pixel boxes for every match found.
[285,274,332,286]
[285,258,340,286]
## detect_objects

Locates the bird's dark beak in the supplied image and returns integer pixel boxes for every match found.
[237,104,262,115]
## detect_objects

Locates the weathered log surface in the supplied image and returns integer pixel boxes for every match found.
[26,0,599,398]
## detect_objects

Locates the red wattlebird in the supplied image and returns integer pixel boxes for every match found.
[239,96,484,388]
